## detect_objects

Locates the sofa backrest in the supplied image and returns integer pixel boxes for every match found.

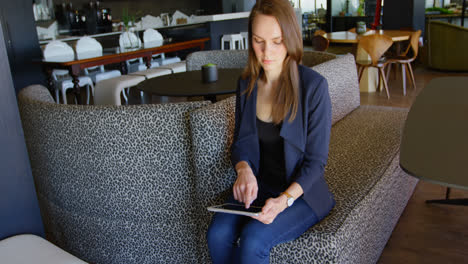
[311,54,360,125]
[18,85,210,264]
[428,20,468,71]
[186,50,248,71]
[186,50,338,72]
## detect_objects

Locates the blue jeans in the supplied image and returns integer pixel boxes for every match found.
[206,193,318,264]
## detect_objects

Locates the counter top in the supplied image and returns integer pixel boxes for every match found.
[39,11,251,45]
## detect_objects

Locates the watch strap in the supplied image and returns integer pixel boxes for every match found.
[281,191,293,199]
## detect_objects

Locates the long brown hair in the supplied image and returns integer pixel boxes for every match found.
[242,0,303,124]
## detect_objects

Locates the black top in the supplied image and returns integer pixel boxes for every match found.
[256,117,287,194]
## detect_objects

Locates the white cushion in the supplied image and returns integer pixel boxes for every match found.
[94,75,145,105]
[0,234,87,264]
[158,61,186,73]
[129,68,172,79]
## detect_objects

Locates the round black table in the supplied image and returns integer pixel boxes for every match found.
[137,68,243,102]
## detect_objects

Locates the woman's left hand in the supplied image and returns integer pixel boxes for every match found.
[252,196,288,224]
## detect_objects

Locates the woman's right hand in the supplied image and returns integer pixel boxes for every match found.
[233,161,258,209]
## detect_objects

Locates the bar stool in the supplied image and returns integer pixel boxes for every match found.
[221,34,244,50]
[240,32,248,49]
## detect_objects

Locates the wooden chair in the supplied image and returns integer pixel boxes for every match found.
[311,35,329,52]
[355,34,393,99]
[385,30,421,95]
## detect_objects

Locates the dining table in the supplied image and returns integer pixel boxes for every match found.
[323,29,412,44]
[324,30,412,94]
[137,68,243,103]
[40,37,210,104]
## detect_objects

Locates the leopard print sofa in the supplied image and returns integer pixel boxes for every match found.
[18,85,210,264]
[17,52,417,264]
[189,54,418,263]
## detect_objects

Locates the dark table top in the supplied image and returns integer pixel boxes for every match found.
[400,77,468,190]
[137,68,243,99]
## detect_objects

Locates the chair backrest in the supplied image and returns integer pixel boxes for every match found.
[119,31,142,50]
[75,36,103,60]
[358,34,393,66]
[186,50,248,71]
[43,40,75,62]
[311,35,329,51]
[143,28,164,48]
[405,30,422,59]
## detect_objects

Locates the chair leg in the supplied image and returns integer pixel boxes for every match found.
[407,62,417,90]
[55,88,60,104]
[122,87,129,103]
[61,88,67,104]
[358,66,365,82]
[377,67,381,92]
[401,64,406,96]
[379,67,390,99]
[385,63,392,83]
[86,85,91,105]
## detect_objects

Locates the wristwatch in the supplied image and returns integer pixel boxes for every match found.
[281,192,295,207]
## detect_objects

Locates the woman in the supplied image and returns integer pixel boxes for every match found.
[207,0,335,263]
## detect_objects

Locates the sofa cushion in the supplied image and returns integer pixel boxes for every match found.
[18,85,211,264]
[189,96,237,263]
[311,54,360,125]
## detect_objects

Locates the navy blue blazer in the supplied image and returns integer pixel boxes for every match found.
[230,64,335,220]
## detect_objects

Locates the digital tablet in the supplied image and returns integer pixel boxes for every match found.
[207,203,262,217]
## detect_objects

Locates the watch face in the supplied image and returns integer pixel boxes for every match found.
[287,198,294,207]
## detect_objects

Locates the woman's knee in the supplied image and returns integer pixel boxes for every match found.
[207,220,236,247]
[238,228,270,261]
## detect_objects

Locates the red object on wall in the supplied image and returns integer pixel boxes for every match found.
[371,0,382,29]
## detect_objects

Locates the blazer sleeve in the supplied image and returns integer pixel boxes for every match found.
[293,76,332,197]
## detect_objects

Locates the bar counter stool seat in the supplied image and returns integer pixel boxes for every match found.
[0,234,87,264]
[221,34,244,50]
[240,31,248,49]
[94,75,145,105]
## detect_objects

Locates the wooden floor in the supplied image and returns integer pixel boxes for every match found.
[368,65,468,264]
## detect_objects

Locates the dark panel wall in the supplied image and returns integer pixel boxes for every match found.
[383,0,426,32]
[0,1,45,92]
[0,20,44,240]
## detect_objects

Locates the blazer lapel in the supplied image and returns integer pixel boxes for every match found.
[238,82,258,140]
[280,90,305,153]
